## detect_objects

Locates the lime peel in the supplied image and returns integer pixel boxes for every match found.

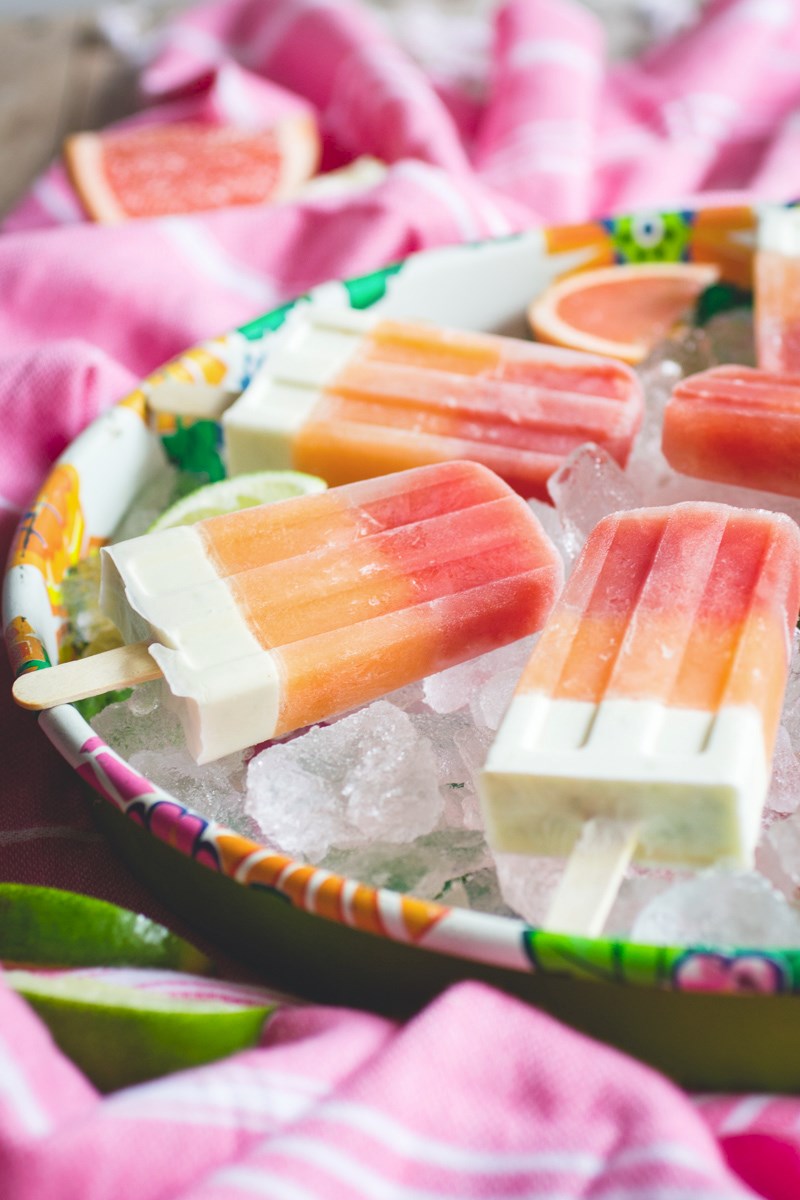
[147,469,327,531]
[0,883,212,974]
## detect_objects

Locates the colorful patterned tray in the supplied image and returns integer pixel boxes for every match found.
[7,202,798,1091]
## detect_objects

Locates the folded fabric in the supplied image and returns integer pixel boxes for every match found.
[5,2,800,1198]
[0,975,770,1199]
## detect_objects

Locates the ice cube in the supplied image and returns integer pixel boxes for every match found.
[493,852,565,925]
[439,865,515,916]
[422,637,535,716]
[471,664,525,731]
[767,814,800,890]
[639,326,716,385]
[630,870,800,948]
[322,828,491,900]
[132,746,250,833]
[527,498,569,567]
[92,683,185,758]
[605,868,682,938]
[704,309,756,367]
[245,701,442,860]
[765,725,800,821]
[92,685,249,831]
[547,443,642,563]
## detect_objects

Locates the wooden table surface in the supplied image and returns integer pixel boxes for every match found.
[0,4,187,219]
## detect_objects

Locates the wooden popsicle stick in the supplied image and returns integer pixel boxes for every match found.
[543,818,639,938]
[12,642,161,711]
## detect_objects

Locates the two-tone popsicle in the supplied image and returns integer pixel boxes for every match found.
[85,460,563,763]
[480,502,800,929]
[222,306,644,501]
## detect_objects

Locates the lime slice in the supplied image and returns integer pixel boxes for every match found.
[0,883,211,974]
[7,969,275,1091]
[148,469,327,531]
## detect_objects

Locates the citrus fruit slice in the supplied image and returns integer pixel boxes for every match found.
[147,468,327,531]
[7,968,276,1091]
[528,262,721,364]
[65,116,320,223]
[0,882,211,973]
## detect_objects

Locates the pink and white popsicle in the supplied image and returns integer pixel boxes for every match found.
[480,502,800,869]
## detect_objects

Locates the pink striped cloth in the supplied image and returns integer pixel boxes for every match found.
[0,973,784,1200]
[5,0,800,1196]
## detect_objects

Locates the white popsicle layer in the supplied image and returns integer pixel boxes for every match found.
[224,306,376,474]
[101,526,281,763]
[481,696,768,867]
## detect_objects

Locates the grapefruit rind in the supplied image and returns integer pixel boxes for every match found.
[527,262,721,365]
[65,115,321,224]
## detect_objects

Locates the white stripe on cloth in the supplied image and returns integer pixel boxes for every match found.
[213,1170,319,1200]
[714,1094,777,1134]
[158,23,228,67]
[158,217,281,308]
[506,36,602,78]
[0,1033,53,1139]
[661,94,739,142]
[105,1065,329,1131]
[468,190,515,239]
[212,1134,737,1199]
[310,1103,726,1181]
[391,160,483,241]
[720,0,793,28]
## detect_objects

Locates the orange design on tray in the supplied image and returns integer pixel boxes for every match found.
[5,617,50,678]
[692,206,757,290]
[10,464,87,597]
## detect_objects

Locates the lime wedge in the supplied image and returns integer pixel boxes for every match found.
[0,883,211,973]
[7,969,275,1091]
[148,469,327,530]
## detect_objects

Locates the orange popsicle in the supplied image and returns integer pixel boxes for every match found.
[222,307,643,501]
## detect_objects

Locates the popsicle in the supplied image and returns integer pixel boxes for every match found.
[662,365,800,498]
[479,503,800,932]
[222,306,644,501]
[13,462,564,763]
[755,205,800,374]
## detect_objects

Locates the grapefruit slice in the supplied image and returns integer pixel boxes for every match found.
[528,262,721,364]
[65,116,320,223]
